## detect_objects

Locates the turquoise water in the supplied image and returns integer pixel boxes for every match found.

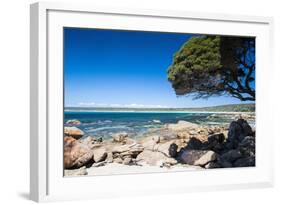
[64,111,233,139]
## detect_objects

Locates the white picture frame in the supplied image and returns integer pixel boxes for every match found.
[30,1,274,202]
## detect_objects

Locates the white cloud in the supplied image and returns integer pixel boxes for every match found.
[76,102,168,108]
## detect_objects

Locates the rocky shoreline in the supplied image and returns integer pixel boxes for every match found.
[64,116,255,176]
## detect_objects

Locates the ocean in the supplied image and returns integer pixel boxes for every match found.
[64,111,239,140]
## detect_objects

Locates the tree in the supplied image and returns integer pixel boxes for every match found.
[167,35,255,101]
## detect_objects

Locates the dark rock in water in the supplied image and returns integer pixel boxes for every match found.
[233,156,255,167]
[169,143,178,158]
[221,149,242,163]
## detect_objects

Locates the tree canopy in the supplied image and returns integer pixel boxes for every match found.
[167,35,255,101]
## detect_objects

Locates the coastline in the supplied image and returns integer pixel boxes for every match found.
[64,116,256,177]
[64,110,255,114]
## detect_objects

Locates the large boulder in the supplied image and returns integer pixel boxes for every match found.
[178,150,217,166]
[93,147,107,163]
[136,150,177,167]
[154,140,184,156]
[64,126,85,139]
[166,120,199,131]
[228,119,253,147]
[64,136,93,169]
[185,137,204,150]
[221,149,242,163]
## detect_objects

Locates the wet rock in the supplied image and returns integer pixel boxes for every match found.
[64,126,85,139]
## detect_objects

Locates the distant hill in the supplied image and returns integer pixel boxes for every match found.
[65,103,255,112]
[186,103,255,112]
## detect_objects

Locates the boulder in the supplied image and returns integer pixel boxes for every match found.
[112,132,128,143]
[64,126,85,139]
[66,119,81,125]
[91,161,107,167]
[221,149,242,163]
[154,140,184,157]
[217,156,233,168]
[166,120,199,131]
[123,157,132,165]
[205,161,221,169]
[136,150,177,166]
[93,147,107,163]
[233,156,255,167]
[64,166,87,176]
[105,152,114,163]
[208,133,225,144]
[228,119,253,145]
[185,137,204,150]
[113,157,123,164]
[64,137,93,169]
[169,143,178,158]
[178,150,217,166]
[80,136,98,149]
[111,143,144,155]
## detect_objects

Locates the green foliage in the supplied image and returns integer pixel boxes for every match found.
[167,35,255,101]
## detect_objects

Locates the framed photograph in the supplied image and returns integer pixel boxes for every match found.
[30,2,274,202]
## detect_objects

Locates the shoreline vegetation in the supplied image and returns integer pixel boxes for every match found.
[64,112,255,177]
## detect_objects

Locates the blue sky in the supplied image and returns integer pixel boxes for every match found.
[64,28,252,108]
